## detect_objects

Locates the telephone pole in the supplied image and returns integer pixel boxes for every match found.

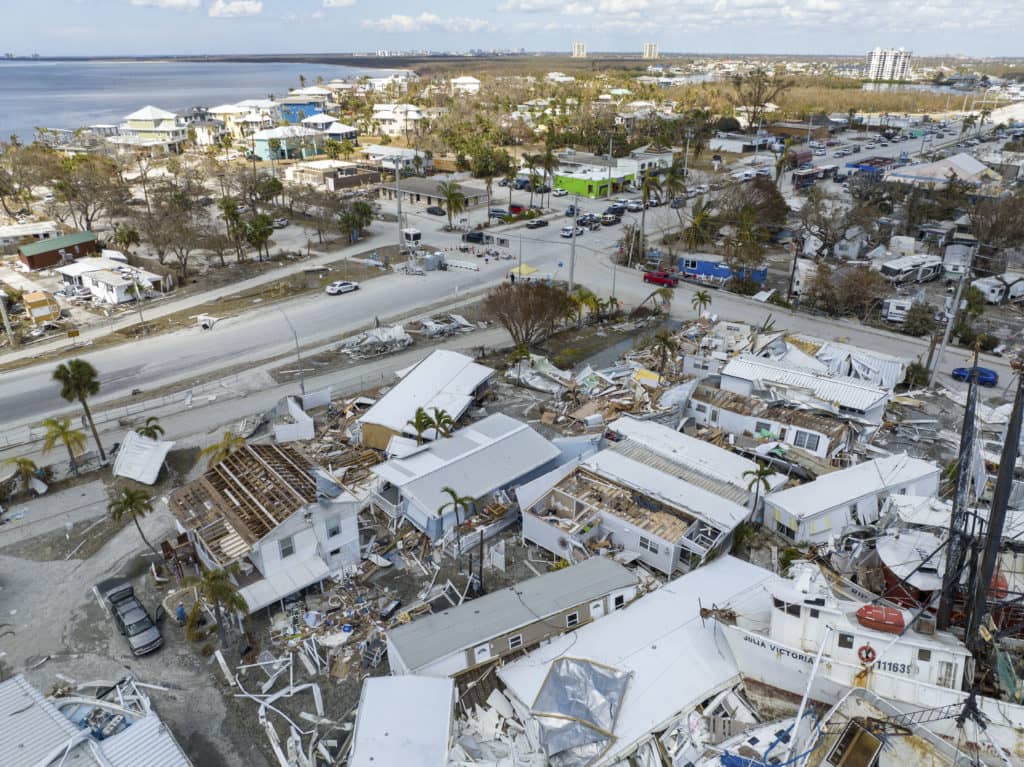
[568,194,579,292]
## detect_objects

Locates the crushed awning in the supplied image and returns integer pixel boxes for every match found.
[112,430,175,485]
[239,555,331,612]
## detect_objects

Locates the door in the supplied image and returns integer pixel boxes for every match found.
[590,599,605,620]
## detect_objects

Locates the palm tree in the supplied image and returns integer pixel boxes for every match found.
[661,158,688,220]
[406,406,434,445]
[436,180,466,230]
[538,147,559,208]
[528,171,543,209]
[53,359,105,462]
[638,174,662,251]
[187,564,248,647]
[683,197,717,251]
[649,329,679,382]
[692,289,712,316]
[108,486,160,558]
[569,286,599,327]
[112,223,140,257]
[266,137,281,178]
[42,417,87,474]
[200,431,245,466]
[135,416,164,440]
[503,166,517,207]
[430,408,455,438]
[3,456,37,496]
[743,461,774,516]
[438,486,474,566]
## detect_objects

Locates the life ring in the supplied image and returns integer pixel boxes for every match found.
[858,644,876,664]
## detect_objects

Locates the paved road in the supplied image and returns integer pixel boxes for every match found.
[0,122,1008,433]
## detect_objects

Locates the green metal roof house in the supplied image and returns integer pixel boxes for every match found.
[18,231,97,271]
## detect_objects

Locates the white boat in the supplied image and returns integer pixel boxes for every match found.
[711,561,1024,765]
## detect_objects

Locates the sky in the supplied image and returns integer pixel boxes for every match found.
[3,0,1023,58]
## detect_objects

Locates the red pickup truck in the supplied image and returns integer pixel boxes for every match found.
[643,270,679,287]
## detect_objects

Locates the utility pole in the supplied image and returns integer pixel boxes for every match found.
[276,308,306,397]
[518,229,523,277]
[967,362,1024,652]
[568,194,579,292]
[928,250,972,388]
[606,136,613,199]
[394,159,404,260]
[0,290,17,347]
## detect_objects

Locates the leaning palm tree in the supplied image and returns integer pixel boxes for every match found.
[683,197,717,251]
[649,330,679,383]
[187,564,248,647]
[406,406,434,445]
[691,289,712,316]
[200,431,246,467]
[743,461,774,516]
[438,486,474,567]
[3,456,37,496]
[108,486,160,559]
[430,408,455,438]
[53,359,105,461]
[135,416,164,440]
[639,286,674,315]
[42,417,87,475]
[436,180,466,230]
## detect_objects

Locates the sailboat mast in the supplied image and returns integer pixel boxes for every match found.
[937,349,981,630]
[967,364,1024,652]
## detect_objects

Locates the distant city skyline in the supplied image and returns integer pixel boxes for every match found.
[4,0,1023,58]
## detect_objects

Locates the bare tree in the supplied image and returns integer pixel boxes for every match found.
[730,67,793,133]
[483,283,574,347]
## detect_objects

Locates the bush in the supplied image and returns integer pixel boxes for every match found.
[904,361,928,388]
[902,302,937,337]
[767,292,792,309]
[727,276,761,296]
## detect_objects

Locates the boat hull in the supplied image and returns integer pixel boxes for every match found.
[715,621,1024,765]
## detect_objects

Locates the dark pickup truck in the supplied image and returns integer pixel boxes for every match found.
[100,578,163,656]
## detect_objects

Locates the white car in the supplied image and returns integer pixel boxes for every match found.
[272,217,289,228]
[325,280,360,295]
[552,188,568,197]
[560,226,584,238]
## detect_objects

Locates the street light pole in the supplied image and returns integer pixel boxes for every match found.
[394,159,404,259]
[0,291,17,347]
[276,307,306,396]
[569,194,579,292]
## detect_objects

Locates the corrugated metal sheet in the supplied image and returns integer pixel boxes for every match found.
[611,440,748,505]
[0,675,80,767]
[100,711,192,767]
[721,355,888,412]
[388,557,638,672]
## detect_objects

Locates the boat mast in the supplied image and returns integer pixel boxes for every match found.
[967,361,1024,652]
[937,348,981,631]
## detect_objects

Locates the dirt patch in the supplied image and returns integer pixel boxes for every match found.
[0,513,129,561]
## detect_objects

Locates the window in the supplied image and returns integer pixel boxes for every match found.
[918,649,931,662]
[566,612,580,628]
[638,536,658,554]
[755,421,771,434]
[508,634,523,651]
[613,594,625,610]
[786,603,801,618]
[775,521,795,540]
[793,430,821,452]
[773,598,785,611]
[710,409,719,423]
[279,536,295,559]
[838,633,854,649]
[809,609,820,619]
[685,259,697,269]
[695,403,707,413]
[325,515,341,539]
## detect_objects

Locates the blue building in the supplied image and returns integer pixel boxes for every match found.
[678,253,767,286]
[276,96,324,124]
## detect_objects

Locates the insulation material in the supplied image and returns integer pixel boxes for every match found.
[530,658,631,767]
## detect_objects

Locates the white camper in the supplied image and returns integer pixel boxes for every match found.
[878,254,943,284]
[972,276,1006,304]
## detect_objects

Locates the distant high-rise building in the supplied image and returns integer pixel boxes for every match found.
[866,47,912,81]
[571,42,587,58]
[642,42,659,60]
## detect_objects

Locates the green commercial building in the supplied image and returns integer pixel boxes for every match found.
[554,169,635,199]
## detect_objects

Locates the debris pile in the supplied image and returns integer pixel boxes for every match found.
[338,324,413,359]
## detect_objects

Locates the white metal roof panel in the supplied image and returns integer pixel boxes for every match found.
[99,711,192,767]
[766,453,939,519]
[372,414,559,515]
[497,557,779,765]
[721,354,888,412]
[358,350,494,433]
[0,675,80,767]
[112,431,175,486]
[350,677,453,767]
[239,555,331,612]
[387,557,638,672]
[584,449,751,531]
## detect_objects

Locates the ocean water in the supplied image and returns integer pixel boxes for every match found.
[0,59,389,142]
